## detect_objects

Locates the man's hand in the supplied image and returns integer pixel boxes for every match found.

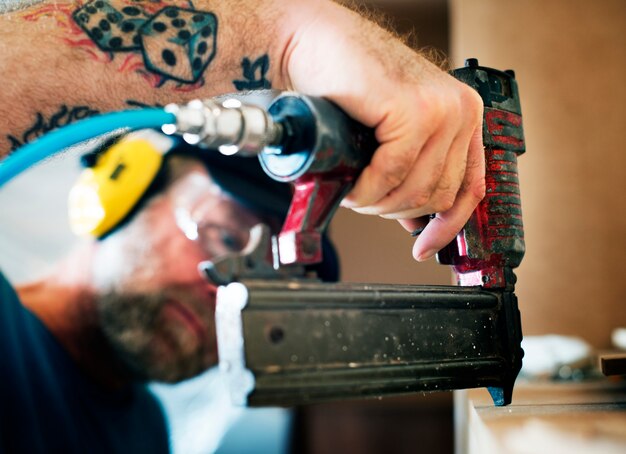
[284,1,485,261]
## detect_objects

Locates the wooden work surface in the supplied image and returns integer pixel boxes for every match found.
[455,380,626,454]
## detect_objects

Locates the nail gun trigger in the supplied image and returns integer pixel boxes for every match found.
[410,214,436,237]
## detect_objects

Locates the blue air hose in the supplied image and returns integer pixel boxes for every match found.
[0,108,176,187]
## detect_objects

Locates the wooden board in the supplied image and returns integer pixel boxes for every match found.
[455,380,626,454]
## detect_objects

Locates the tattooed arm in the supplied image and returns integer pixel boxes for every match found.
[0,0,299,153]
[0,0,484,261]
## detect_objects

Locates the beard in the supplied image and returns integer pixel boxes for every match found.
[97,286,217,383]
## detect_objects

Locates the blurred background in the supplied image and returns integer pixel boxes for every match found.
[1,0,625,453]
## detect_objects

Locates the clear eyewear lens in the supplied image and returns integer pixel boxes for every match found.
[195,223,250,258]
[171,167,252,259]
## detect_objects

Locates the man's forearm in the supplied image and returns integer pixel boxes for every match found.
[0,0,311,155]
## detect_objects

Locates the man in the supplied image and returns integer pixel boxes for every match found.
[2,130,329,452]
[1,0,484,451]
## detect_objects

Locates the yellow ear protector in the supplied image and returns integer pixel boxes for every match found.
[68,130,176,238]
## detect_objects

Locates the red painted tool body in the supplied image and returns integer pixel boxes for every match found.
[262,59,525,293]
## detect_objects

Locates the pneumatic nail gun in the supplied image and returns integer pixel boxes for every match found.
[199,59,525,407]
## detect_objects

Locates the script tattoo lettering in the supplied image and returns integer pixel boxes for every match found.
[72,1,217,86]
[125,99,163,108]
[6,100,167,151]
[233,54,271,90]
[7,105,100,151]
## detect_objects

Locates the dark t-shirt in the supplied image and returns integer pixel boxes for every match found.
[0,272,169,453]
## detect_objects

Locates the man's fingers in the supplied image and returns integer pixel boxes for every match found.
[376,128,472,219]
[412,90,481,220]
[341,92,445,210]
[425,119,477,211]
[348,121,460,216]
[341,139,422,209]
[412,124,485,261]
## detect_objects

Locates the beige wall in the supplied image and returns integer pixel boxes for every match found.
[332,209,452,285]
[451,0,626,347]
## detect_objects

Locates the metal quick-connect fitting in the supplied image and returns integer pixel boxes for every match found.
[162,98,282,157]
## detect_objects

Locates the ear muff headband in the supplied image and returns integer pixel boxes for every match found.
[68,131,174,237]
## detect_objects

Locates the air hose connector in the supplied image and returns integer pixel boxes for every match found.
[162,98,282,157]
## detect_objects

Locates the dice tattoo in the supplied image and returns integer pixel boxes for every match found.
[72,1,218,85]
[73,1,147,51]
[139,7,217,84]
